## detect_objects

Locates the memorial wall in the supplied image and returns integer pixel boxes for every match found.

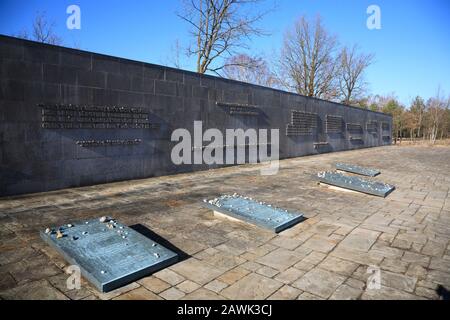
[0,35,392,196]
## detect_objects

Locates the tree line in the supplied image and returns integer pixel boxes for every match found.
[367,93,450,144]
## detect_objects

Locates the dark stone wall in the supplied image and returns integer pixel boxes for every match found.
[0,35,392,196]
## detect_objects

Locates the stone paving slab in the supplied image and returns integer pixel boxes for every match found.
[1,145,450,300]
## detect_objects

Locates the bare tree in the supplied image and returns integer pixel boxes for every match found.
[426,88,449,144]
[278,15,339,99]
[409,96,425,139]
[337,45,374,105]
[403,109,417,141]
[15,11,62,45]
[223,54,278,87]
[382,99,404,144]
[32,12,62,45]
[177,0,271,74]
[167,39,185,69]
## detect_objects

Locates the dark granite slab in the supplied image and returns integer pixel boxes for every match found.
[317,171,395,197]
[202,194,304,233]
[40,217,178,292]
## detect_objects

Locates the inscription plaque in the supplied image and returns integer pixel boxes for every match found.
[349,136,364,142]
[347,123,363,142]
[39,104,159,129]
[346,123,363,133]
[286,111,317,136]
[366,121,378,133]
[202,194,304,233]
[336,163,380,177]
[326,115,343,133]
[76,139,142,147]
[192,142,271,151]
[317,171,395,197]
[216,102,259,116]
[40,217,178,292]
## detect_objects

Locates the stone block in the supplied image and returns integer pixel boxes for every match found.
[0,279,68,300]
[338,228,380,252]
[60,50,91,69]
[92,55,121,74]
[43,64,77,85]
[292,268,346,299]
[155,80,177,96]
[77,69,106,88]
[221,273,283,300]
[165,68,184,83]
[143,65,165,80]
[107,73,131,91]
[170,258,227,285]
[256,248,304,271]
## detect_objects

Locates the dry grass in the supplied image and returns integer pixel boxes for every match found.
[393,138,450,147]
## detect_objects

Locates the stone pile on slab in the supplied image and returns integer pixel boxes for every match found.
[202,194,304,233]
[41,217,178,292]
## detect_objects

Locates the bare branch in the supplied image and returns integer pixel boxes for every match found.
[221,53,278,87]
[277,15,339,99]
[337,45,374,105]
[177,0,273,74]
[14,11,63,45]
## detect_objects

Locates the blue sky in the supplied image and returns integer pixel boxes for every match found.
[0,0,449,106]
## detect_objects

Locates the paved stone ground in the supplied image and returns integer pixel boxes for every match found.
[1,145,450,300]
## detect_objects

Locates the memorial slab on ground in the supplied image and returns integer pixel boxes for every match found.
[317,171,395,197]
[40,218,178,292]
[335,163,380,177]
[202,194,304,233]
[1,145,450,300]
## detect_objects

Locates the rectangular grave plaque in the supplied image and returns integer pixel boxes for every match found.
[40,218,178,292]
[336,163,380,177]
[202,194,304,233]
[317,172,395,197]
